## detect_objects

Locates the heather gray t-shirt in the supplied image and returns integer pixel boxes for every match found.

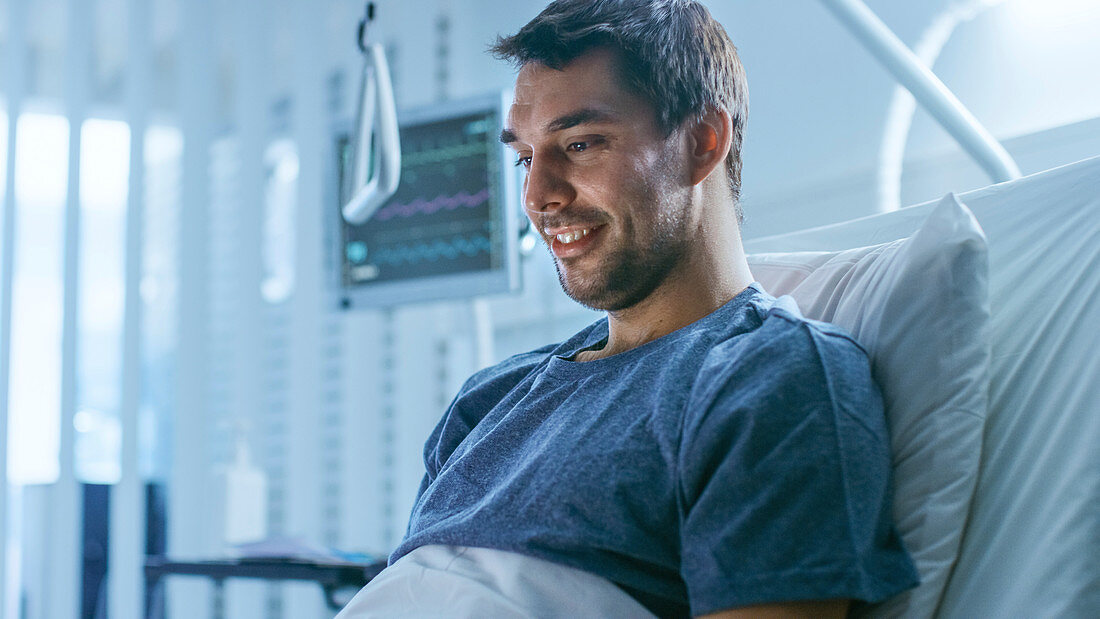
[392,284,918,617]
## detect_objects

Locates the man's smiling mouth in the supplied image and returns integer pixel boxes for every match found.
[554,228,592,244]
[546,224,606,259]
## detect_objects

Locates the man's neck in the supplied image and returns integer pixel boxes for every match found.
[578,247,754,362]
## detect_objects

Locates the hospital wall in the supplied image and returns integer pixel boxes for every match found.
[0,0,1098,618]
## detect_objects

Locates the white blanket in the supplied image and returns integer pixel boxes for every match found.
[336,545,656,618]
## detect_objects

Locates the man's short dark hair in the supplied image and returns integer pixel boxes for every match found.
[490,0,749,221]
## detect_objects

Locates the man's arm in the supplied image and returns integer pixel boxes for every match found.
[678,315,918,613]
[698,598,849,619]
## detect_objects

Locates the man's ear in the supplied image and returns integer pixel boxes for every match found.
[687,107,733,186]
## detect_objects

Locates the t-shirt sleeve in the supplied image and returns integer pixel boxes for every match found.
[677,319,918,614]
[405,372,493,541]
[418,345,558,492]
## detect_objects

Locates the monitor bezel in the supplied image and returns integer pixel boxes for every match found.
[329,91,521,309]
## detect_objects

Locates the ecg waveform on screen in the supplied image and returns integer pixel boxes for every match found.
[402,142,488,166]
[341,107,508,292]
[370,235,492,266]
[374,188,490,221]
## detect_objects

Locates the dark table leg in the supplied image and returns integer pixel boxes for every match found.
[212,578,226,619]
[143,572,161,619]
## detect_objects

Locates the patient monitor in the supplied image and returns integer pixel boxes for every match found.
[333,92,522,308]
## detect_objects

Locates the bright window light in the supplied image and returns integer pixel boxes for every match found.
[8,112,70,485]
[140,125,184,481]
[74,408,122,483]
[76,118,131,484]
[14,113,69,205]
[80,119,131,213]
[1,107,8,197]
[141,124,183,313]
[1006,0,1100,23]
[262,138,298,304]
[145,124,184,167]
[79,119,130,333]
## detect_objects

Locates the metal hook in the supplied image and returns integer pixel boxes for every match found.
[357,2,376,54]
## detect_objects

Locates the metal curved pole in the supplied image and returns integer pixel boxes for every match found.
[818,0,1021,184]
[342,4,401,225]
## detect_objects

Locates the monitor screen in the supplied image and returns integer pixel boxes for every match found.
[333,92,521,308]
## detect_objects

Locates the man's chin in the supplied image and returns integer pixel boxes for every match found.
[557,272,645,313]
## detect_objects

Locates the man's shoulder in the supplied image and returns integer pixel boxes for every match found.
[689,291,876,419]
[703,291,869,372]
[682,291,885,458]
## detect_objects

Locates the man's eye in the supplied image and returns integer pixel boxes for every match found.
[514,156,531,168]
[567,142,588,152]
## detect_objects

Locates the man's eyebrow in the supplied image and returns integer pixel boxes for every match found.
[546,108,613,133]
[499,108,615,145]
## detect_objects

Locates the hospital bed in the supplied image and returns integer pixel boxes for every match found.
[745,153,1100,617]
[340,156,1099,619]
[337,2,1098,615]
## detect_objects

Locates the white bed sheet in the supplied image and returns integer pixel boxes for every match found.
[746,155,1100,617]
[336,545,655,618]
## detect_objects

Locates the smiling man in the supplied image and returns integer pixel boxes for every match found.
[501,44,751,361]
[337,1,917,617]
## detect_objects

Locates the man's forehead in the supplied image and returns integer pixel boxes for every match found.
[512,65,610,115]
[503,49,651,142]
[513,49,625,99]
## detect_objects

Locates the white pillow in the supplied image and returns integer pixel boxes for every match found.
[747,193,991,618]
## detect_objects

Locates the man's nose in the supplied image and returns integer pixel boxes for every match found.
[523,156,575,213]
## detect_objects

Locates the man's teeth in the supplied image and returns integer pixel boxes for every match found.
[554,228,591,244]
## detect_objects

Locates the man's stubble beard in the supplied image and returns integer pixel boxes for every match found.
[554,204,691,312]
